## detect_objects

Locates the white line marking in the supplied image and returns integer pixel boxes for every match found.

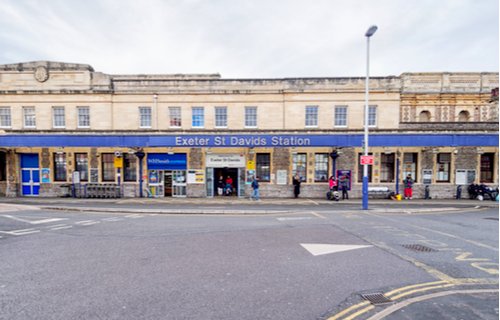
[0,228,41,236]
[277,217,313,221]
[1,215,67,225]
[46,224,67,229]
[50,225,73,230]
[125,214,144,219]
[75,220,95,225]
[80,221,100,226]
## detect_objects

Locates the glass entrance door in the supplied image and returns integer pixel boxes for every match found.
[21,154,40,196]
[172,170,187,197]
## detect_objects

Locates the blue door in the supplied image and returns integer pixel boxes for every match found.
[20,154,40,196]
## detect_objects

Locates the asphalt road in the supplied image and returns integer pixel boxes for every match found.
[0,203,497,320]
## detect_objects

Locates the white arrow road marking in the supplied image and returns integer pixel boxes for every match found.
[1,214,67,225]
[300,243,373,256]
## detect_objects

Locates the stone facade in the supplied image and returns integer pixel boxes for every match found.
[0,61,497,199]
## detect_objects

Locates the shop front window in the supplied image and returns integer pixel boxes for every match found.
[54,153,67,181]
[436,153,451,182]
[124,153,137,181]
[314,154,328,182]
[102,153,115,182]
[75,153,89,181]
[256,153,270,182]
[380,153,395,182]
[292,153,307,182]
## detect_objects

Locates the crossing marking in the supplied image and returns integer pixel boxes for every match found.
[0,228,40,236]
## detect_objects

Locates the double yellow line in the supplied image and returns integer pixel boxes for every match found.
[328,280,452,320]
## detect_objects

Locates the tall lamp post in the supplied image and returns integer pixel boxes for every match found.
[362,25,378,210]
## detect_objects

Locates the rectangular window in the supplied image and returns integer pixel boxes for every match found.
[245,106,257,127]
[0,152,6,181]
[292,153,307,182]
[256,153,271,182]
[52,106,65,128]
[169,107,182,127]
[305,105,318,127]
[139,107,152,128]
[77,106,90,128]
[480,153,495,183]
[123,153,137,182]
[75,153,89,181]
[53,153,67,182]
[23,107,36,128]
[102,153,115,181]
[334,106,347,127]
[402,153,418,181]
[358,153,373,182]
[192,107,204,128]
[368,105,377,127]
[215,106,227,128]
[0,107,12,127]
[314,153,329,182]
[380,153,395,182]
[436,153,451,182]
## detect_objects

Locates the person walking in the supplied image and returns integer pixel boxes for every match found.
[339,174,349,200]
[292,173,301,198]
[403,174,414,199]
[251,176,260,200]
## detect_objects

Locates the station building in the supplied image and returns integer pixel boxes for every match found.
[0,61,498,199]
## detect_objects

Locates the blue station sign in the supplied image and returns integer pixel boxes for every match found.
[147,153,187,170]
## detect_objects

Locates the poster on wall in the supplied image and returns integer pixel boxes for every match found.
[276,170,287,185]
[187,170,205,184]
[41,168,50,183]
[336,170,352,191]
[90,168,98,183]
[246,170,255,184]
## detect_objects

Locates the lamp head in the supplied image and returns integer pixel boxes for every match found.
[365,25,378,37]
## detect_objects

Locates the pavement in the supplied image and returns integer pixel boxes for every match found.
[0,196,497,215]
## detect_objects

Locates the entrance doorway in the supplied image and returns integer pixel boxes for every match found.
[21,154,40,196]
[214,168,238,196]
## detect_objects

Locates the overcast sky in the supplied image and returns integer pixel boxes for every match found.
[0,0,498,78]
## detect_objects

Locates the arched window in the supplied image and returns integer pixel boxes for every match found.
[419,110,431,122]
[458,110,470,122]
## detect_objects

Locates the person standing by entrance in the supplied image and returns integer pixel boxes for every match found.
[251,176,260,200]
[339,174,349,200]
[292,173,301,198]
[403,174,414,199]
[217,175,224,196]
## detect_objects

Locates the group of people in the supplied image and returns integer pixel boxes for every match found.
[217,175,234,196]
[218,172,415,200]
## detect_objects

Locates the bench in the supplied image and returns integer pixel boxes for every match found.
[368,186,392,199]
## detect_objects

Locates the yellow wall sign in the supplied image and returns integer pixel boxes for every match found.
[114,157,123,168]
[247,160,255,170]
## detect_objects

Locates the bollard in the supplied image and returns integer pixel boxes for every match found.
[456,185,462,199]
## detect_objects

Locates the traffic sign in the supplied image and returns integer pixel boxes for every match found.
[360,155,374,165]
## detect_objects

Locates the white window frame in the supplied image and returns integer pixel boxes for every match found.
[23,106,36,128]
[305,105,318,128]
[77,106,90,128]
[169,106,182,128]
[139,106,152,128]
[215,106,228,128]
[0,107,11,128]
[245,106,257,128]
[368,105,377,127]
[334,105,348,127]
[52,106,66,128]
[192,107,205,128]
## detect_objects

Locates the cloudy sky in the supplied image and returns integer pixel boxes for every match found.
[0,0,498,78]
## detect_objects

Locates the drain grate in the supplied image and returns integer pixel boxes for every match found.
[401,244,437,252]
[484,217,499,221]
[361,292,392,305]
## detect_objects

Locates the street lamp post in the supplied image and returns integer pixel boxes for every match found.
[362,25,377,210]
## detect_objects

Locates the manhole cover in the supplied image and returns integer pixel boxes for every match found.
[484,217,499,221]
[361,292,392,305]
[401,244,437,252]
